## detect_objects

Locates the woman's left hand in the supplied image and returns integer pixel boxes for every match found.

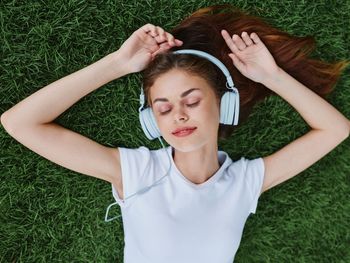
[221,29,280,84]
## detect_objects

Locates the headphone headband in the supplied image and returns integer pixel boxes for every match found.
[173,49,235,89]
[139,49,237,111]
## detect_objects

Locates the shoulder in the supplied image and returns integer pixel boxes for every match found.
[239,156,264,172]
[117,145,169,167]
[229,156,263,170]
[226,156,264,181]
[118,145,151,159]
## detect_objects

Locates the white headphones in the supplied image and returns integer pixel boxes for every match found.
[138,49,240,140]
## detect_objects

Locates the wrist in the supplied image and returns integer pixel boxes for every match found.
[261,67,285,90]
[107,50,130,79]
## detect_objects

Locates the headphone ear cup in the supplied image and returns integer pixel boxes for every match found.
[220,91,236,125]
[139,107,161,140]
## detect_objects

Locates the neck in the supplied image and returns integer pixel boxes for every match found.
[172,143,220,184]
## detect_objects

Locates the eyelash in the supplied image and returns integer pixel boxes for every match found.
[160,101,200,115]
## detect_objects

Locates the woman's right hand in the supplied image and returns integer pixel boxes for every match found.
[117,23,183,74]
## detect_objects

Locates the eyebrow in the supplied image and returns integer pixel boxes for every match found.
[152,88,201,104]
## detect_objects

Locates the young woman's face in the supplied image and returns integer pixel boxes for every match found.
[150,69,220,152]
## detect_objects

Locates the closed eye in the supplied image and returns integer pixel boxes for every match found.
[187,101,200,107]
[159,101,200,115]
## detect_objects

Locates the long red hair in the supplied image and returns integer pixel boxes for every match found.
[142,4,349,139]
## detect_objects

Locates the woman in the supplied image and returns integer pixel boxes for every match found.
[1,3,349,262]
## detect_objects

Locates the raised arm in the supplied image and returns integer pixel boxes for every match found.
[259,67,349,194]
[1,51,127,128]
[1,23,182,127]
[1,24,183,196]
[221,30,350,195]
[0,50,128,185]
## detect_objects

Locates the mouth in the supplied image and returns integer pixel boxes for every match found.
[172,127,197,137]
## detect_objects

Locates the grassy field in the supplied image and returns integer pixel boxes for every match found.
[1,0,349,262]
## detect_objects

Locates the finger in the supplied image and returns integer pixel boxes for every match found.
[160,39,182,51]
[174,39,183,46]
[155,26,166,42]
[155,33,166,43]
[157,40,179,53]
[142,24,182,46]
[250,32,261,44]
[232,34,246,50]
[151,41,182,62]
[155,26,182,46]
[158,42,171,51]
[155,27,175,45]
[166,32,183,46]
[152,43,171,57]
[156,26,168,42]
[228,52,245,70]
[142,23,158,37]
[221,29,241,55]
[163,32,174,45]
[241,31,254,46]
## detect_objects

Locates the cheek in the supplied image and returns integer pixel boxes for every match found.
[202,101,220,120]
[153,113,167,131]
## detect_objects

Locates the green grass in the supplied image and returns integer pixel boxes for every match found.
[1,0,349,262]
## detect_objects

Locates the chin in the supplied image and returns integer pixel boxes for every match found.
[167,137,210,153]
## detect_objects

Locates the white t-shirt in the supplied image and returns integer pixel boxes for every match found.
[111,145,265,263]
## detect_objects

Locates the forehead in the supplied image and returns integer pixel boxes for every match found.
[150,69,212,101]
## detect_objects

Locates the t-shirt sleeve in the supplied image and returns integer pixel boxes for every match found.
[111,146,152,208]
[242,157,265,214]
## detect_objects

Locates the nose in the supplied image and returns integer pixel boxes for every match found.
[173,105,189,122]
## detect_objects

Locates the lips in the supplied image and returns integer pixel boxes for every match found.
[172,126,197,134]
